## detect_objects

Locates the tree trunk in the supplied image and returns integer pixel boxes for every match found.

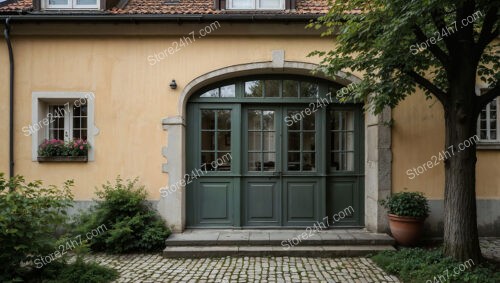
[442,85,482,262]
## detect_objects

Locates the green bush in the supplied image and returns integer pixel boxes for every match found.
[379,191,430,218]
[74,177,171,253]
[371,248,500,283]
[0,173,73,282]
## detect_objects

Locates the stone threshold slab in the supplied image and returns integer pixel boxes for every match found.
[165,229,395,247]
[163,245,396,258]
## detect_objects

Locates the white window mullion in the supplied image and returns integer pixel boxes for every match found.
[486,102,491,140]
[64,102,71,142]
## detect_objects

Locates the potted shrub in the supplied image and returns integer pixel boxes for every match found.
[380,191,429,246]
[37,138,90,162]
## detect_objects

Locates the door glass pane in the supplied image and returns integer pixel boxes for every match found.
[346,132,354,151]
[200,109,232,171]
[248,110,261,130]
[201,131,215,150]
[302,153,315,171]
[248,153,261,171]
[303,114,315,130]
[287,111,300,130]
[332,152,340,171]
[201,152,215,169]
[331,110,356,171]
[265,80,280,97]
[288,132,300,151]
[218,110,231,130]
[283,80,299,97]
[286,109,317,172]
[262,111,275,130]
[248,109,276,172]
[248,132,262,151]
[245,81,263,97]
[303,132,315,151]
[220,85,236,98]
[300,82,319,97]
[288,152,300,171]
[201,110,215,129]
[217,152,232,171]
[200,88,219,98]
[263,132,276,151]
[345,152,354,171]
[263,153,276,171]
[218,132,231,150]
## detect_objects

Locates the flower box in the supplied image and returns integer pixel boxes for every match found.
[37,156,88,163]
[37,138,91,162]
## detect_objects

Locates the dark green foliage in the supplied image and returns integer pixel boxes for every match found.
[28,257,118,283]
[371,248,500,283]
[308,0,499,114]
[0,173,73,282]
[380,192,430,218]
[74,177,171,253]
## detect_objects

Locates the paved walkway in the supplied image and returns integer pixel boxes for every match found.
[480,238,500,262]
[89,254,400,283]
[85,238,499,283]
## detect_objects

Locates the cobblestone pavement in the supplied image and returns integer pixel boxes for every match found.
[88,254,401,283]
[480,238,500,262]
[86,239,500,283]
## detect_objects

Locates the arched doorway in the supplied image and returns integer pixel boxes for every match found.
[185,74,364,228]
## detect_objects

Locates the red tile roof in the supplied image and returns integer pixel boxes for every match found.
[0,0,32,12]
[0,0,332,15]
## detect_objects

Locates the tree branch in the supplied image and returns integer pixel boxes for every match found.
[475,6,499,58]
[404,70,448,105]
[412,26,451,70]
[430,8,456,53]
[478,84,500,111]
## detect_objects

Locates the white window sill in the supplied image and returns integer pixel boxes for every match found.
[477,142,500,150]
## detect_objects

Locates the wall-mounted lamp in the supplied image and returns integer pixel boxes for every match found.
[169,79,177,90]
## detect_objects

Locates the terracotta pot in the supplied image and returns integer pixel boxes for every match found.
[387,214,425,246]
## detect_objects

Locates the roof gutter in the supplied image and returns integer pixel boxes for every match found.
[4,17,14,178]
[0,13,319,23]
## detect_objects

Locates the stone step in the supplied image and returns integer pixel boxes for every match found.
[163,245,396,258]
[165,230,395,247]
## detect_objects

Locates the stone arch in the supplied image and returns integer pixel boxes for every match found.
[177,61,361,119]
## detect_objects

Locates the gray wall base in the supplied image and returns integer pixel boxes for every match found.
[425,199,500,237]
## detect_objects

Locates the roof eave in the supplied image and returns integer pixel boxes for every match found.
[0,13,321,22]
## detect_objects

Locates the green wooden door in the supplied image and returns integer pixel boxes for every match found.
[186,76,364,228]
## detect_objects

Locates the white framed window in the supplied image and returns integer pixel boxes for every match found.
[227,0,284,10]
[45,103,89,141]
[477,97,499,145]
[45,0,99,9]
[30,92,98,161]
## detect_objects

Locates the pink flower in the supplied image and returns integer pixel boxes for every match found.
[80,146,84,150]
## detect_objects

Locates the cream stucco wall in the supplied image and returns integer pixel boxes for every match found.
[0,21,498,205]
[0,22,340,201]
[392,90,500,199]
